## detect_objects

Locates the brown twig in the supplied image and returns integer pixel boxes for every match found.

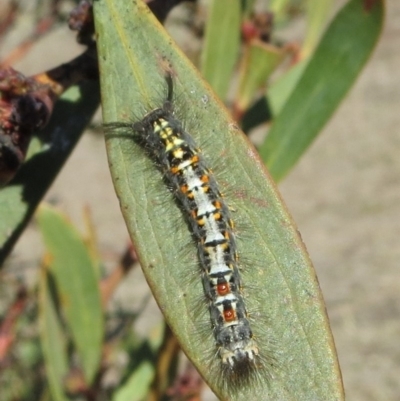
[100,243,138,308]
[63,365,105,401]
[148,323,204,401]
[0,16,57,68]
[0,0,199,186]
[0,0,90,67]
[149,323,182,401]
[0,287,28,366]
[242,12,274,44]
[69,0,95,45]
[0,1,98,186]
[0,43,98,185]
[0,1,19,42]
[166,363,204,401]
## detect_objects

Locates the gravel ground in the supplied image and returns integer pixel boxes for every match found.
[2,2,399,400]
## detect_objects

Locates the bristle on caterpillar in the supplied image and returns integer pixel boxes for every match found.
[106,73,262,383]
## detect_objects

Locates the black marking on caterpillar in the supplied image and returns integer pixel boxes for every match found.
[105,74,268,387]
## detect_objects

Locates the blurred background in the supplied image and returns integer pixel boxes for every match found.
[0,1,399,400]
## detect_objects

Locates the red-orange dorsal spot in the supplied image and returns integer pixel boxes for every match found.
[223,307,236,323]
[217,282,231,296]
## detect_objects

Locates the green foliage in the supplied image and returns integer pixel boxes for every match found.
[0,0,384,400]
[113,362,154,401]
[201,0,241,99]
[261,0,384,181]
[39,266,69,401]
[38,205,104,386]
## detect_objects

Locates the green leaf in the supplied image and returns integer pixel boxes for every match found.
[260,0,385,181]
[0,82,100,267]
[302,0,333,57]
[236,41,286,113]
[37,205,104,384]
[242,0,256,17]
[113,362,154,401]
[268,59,308,117]
[94,1,343,400]
[242,45,307,131]
[200,0,241,99]
[269,0,293,24]
[39,268,70,401]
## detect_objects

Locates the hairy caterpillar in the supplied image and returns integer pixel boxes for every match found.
[106,74,261,384]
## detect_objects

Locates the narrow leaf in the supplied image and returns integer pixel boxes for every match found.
[113,362,154,401]
[268,59,308,117]
[201,0,241,99]
[37,205,104,384]
[236,41,286,113]
[39,267,69,401]
[242,50,307,131]
[94,1,343,400]
[302,0,333,58]
[260,0,384,181]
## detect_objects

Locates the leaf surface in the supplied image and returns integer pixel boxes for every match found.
[260,0,384,181]
[39,267,69,401]
[38,205,104,385]
[93,1,343,400]
[201,0,241,99]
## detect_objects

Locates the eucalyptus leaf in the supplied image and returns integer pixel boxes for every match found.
[39,268,69,401]
[201,0,241,99]
[93,1,343,400]
[38,205,104,385]
[260,0,384,181]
